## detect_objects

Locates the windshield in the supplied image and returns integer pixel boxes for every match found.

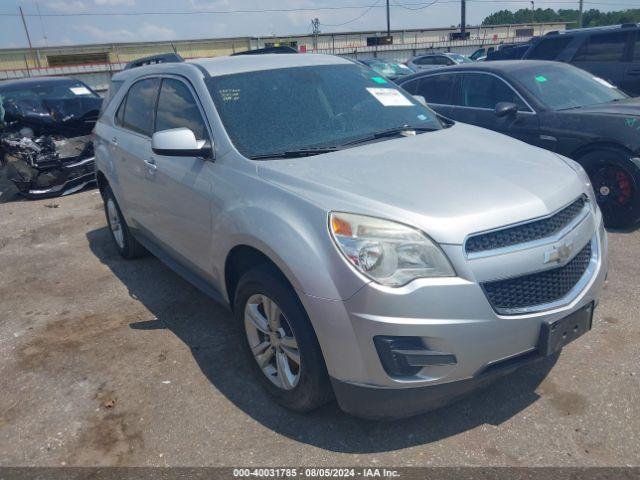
[449,54,472,64]
[364,61,414,78]
[511,64,626,111]
[0,79,98,104]
[206,64,441,159]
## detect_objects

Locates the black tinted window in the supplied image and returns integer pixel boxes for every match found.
[527,37,572,60]
[155,79,207,140]
[434,56,453,65]
[635,35,640,62]
[414,56,434,65]
[573,32,629,62]
[459,73,528,110]
[122,78,160,136]
[414,74,456,104]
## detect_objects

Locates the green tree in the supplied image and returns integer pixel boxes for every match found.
[481,8,640,27]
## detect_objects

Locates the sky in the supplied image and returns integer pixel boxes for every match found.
[0,0,634,49]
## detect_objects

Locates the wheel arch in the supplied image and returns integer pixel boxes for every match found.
[572,142,635,163]
[224,244,300,310]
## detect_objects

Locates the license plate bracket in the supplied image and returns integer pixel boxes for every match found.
[538,302,594,357]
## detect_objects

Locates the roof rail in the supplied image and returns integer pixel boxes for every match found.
[124,53,184,70]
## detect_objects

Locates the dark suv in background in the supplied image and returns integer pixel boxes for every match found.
[522,24,640,95]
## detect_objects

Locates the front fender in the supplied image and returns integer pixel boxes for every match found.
[213,189,368,303]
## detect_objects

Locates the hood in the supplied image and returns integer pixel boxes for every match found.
[569,97,640,116]
[257,122,585,245]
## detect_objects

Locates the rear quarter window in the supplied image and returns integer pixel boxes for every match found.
[573,32,630,62]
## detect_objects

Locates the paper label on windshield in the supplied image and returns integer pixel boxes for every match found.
[70,86,91,95]
[366,88,413,107]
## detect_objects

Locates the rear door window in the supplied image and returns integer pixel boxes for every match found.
[459,73,529,111]
[414,56,434,65]
[527,37,572,60]
[155,78,208,141]
[414,74,457,105]
[121,78,160,137]
[573,32,630,62]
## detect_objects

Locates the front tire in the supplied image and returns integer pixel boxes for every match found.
[103,186,147,259]
[579,148,640,229]
[234,265,332,412]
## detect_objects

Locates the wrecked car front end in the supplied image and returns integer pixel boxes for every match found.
[0,77,102,199]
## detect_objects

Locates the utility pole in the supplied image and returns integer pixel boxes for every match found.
[530,1,535,26]
[311,18,320,51]
[19,6,40,68]
[578,0,584,27]
[461,0,466,38]
[386,0,391,38]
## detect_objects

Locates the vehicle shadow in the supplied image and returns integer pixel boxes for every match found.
[86,226,557,454]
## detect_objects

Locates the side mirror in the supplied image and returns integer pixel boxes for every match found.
[151,127,213,159]
[494,102,518,118]
[412,95,427,106]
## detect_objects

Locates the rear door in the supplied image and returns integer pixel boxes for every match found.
[570,30,634,93]
[147,76,215,274]
[400,72,457,117]
[623,31,640,96]
[448,72,541,146]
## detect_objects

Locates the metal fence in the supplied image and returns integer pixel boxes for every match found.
[0,35,533,91]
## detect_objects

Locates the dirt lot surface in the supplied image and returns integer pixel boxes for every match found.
[0,187,638,467]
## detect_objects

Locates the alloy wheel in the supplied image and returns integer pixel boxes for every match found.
[106,197,125,249]
[244,294,301,390]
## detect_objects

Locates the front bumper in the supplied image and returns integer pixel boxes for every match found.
[300,212,608,419]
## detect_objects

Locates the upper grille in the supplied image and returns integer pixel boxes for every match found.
[466,196,586,254]
[482,241,592,313]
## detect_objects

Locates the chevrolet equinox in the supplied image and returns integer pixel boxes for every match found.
[94,54,608,419]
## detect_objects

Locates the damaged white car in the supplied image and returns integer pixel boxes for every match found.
[0,77,102,198]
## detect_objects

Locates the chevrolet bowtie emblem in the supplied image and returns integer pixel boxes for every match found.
[544,241,574,264]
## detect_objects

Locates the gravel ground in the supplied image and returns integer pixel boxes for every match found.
[0,187,638,467]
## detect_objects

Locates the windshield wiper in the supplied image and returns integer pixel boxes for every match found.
[248,146,340,160]
[338,126,438,147]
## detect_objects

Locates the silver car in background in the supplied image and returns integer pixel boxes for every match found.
[407,52,472,71]
[94,53,607,419]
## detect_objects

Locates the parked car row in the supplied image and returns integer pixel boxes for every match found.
[398,59,640,228]
[90,52,607,419]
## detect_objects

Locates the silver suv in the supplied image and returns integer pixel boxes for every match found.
[94,54,608,419]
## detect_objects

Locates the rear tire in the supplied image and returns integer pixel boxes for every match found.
[579,148,640,229]
[103,185,147,259]
[234,265,332,412]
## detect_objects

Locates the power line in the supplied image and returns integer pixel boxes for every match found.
[320,0,381,27]
[391,0,440,11]
[0,2,443,17]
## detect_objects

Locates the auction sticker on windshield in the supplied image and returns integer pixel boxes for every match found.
[366,88,413,107]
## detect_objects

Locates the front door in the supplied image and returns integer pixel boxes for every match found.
[146,77,215,277]
[448,72,541,147]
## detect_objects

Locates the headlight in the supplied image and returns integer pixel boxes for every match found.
[329,212,455,287]
[558,155,597,207]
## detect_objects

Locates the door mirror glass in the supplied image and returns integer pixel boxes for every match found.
[412,95,427,106]
[151,128,213,158]
[494,102,518,118]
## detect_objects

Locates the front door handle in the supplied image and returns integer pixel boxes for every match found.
[111,137,118,145]
[144,157,157,173]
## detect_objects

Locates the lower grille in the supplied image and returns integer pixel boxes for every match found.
[482,241,593,313]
